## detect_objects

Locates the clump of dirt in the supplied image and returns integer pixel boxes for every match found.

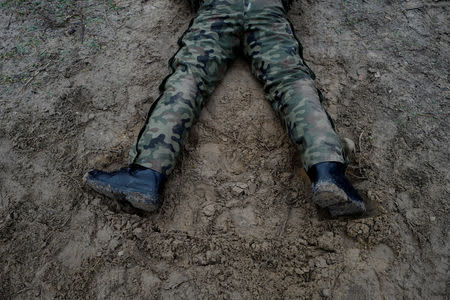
[0,0,448,299]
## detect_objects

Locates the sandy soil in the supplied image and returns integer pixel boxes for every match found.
[0,0,449,299]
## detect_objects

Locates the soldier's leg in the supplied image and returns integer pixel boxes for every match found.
[84,1,242,212]
[129,1,242,176]
[244,1,344,169]
[244,0,365,216]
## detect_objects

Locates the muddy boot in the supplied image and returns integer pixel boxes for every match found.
[83,165,164,212]
[307,162,366,217]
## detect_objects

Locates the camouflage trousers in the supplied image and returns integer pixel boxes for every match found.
[129,0,345,176]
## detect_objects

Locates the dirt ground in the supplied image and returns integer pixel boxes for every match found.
[0,0,448,299]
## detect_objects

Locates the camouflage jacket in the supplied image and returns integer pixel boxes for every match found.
[187,0,294,12]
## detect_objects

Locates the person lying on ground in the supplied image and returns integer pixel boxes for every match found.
[83,0,366,217]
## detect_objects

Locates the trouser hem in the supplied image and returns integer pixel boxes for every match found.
[303,154,346,173]
[132,160,165,175]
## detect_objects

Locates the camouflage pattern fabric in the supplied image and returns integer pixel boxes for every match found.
[187,0,294,12]
[129,0,345,176]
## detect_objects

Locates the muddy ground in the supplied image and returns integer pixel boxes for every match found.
[0,0,449,299]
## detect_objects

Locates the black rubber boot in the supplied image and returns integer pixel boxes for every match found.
[307,162,366,217]
[83,165,164,212]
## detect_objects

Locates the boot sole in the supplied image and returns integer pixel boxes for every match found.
[313,182,366,217]
[83,174,159,212]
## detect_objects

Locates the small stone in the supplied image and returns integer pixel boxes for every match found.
[430,216,436,222]
[315,257,327,268]
[235,182,248,189]
[317,231,335,251]
[326,257,335,265]
[133,227,144,239]
[109,239,120,251]
[280,172,292,180]
[162,250,174,260]
[298,238,308,246]
[203,204,215,217]
[294,268,304,275]
[204,191,215,203]
[118,250,124,257]
[193,254,207,265]
[347,222,370,239]
[342,138,356,156]
[231,185,245,196]
[205,250,220,264]
[322,289,330,297]
[261,241,270,251]
[248,183,257,194]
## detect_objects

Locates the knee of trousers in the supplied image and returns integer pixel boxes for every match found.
[169,59,226,96]
[266,75,318,103]
[263,65,315,93]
